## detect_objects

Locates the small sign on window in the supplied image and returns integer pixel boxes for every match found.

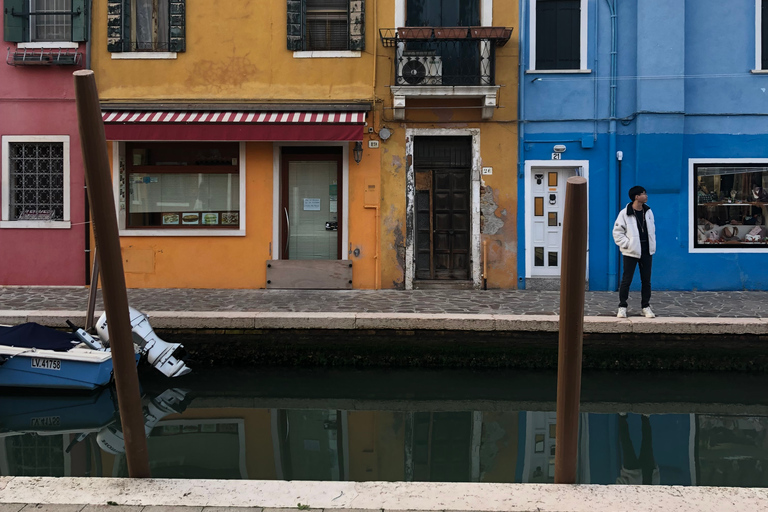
[303,198,321,211]
[18,209,54,221]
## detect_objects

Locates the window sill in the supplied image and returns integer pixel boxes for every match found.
[0,221,71,229]
[111,52,178,60]
[750,69,768,74]
[293,51,361,59]
[18,42,79,49]
[119,229,245,237]
[526,69,592,74]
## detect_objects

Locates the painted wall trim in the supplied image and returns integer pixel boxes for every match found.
[293,51,361,58]
[757,0,763,71]
[395,0,494,26]
[404,128,482,290]
[528,0,589,72]
[271,142,350,260]
[18,42,79,49]
[1,135,71,227]
[523,159,590,280]
[111,52,177,60]
[688,157,768,254]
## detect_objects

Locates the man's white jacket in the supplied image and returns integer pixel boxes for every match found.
[613,203,656,259]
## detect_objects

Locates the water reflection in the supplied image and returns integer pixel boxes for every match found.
[2,368,768,486]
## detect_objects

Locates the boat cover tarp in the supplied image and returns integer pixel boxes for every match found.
[0,323,78,351]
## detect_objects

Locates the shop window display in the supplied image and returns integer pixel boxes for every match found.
[126,142,240,229]
[695,164,768,248]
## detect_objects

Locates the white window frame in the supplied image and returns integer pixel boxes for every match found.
[1,135,71,229]
[26,0,74,45]
[689,158,768,254]
[755,0,767,72]
[113,141,246,237]
[528,0,589,73]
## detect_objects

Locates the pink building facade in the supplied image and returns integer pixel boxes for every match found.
[1,0,88,285]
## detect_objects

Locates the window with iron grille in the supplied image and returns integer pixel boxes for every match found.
[1,136,70,227]
[5,434,66,477]
[3,0,87,43]
[106,0,185,53]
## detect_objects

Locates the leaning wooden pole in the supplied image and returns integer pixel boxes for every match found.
[554,176,588,484]
[73,70,150,478]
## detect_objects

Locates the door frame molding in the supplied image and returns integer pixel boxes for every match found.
[405,128,481,290]
[524,160,590,280]
[273,142,350,260]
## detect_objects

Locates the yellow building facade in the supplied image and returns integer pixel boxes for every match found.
[89,0,518,289]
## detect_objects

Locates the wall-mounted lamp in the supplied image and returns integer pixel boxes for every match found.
[553,144,566,153]
[354,141,363,164]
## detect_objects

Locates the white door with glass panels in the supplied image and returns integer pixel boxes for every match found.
[529,168,577,276]
[281,157,341,260]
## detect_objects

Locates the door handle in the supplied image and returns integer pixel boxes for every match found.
[284,207,290,257]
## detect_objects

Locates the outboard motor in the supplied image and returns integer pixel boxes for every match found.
[96,388,192,454]
[95,307,191,378]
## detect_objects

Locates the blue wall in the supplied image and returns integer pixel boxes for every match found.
[518,0,768,291]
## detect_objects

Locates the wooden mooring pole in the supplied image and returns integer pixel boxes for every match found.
[554,176,588,484]
[73,70,150,478]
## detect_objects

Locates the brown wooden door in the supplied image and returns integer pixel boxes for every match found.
[433,170,470,279]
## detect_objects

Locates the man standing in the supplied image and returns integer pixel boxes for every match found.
[613,186,656,318]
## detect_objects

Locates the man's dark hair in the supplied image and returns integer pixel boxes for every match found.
[628,186,646,201]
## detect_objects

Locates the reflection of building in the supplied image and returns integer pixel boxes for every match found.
[518,0,768,290]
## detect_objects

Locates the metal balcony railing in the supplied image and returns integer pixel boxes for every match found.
[379,27,513,87]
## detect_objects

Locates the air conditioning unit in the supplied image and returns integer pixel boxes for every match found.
[397,54,443,86]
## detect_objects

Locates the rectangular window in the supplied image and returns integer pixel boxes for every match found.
[3,0,86,43]
[125,142,240,229]
[694,163,768,249]
[130,0,169,51]
[1,136,70,228]
[762,0,767,69]
[531,0,585,71]
[306,0,348,51]
[31,0,71,42]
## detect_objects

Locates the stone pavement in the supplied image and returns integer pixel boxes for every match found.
[1,287,768,317]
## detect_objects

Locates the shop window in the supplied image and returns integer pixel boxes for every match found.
[530,0,586,71]
[1,136,70,229]
[287,0,365,52]
[3,0,88,43]
[107,0,185,53]
[125,142,240,229]
[694,163,768,249]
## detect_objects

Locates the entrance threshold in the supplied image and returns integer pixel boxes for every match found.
[413,280,475,290]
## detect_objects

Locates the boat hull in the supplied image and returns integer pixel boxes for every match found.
[0,347,115,391]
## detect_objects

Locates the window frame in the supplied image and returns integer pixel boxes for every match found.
[288,0,364,58]
[1,135,71,230]
[113,141,246,237]
[107,0,184,57]
[689,158,768,254]
[528,0,589,73]
[3,0,86,45]
[756,0,767,72]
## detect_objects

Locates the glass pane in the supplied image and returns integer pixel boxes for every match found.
[288,160,338,260]
[548,252,558,266]
[32,0,72,42]
[548,172,558,187]
[548,212,557,226]
[534,247,544,266]
[534,197,544,216]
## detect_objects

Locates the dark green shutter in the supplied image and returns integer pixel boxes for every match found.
[287,0,304,50]
[71,0,88,42]
[349,0,364,51]
[3,0,27,43]
[169,0,185,52]
[106,0,123,52]
[763,0,767,69]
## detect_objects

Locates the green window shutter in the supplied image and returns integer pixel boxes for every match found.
[3,0,27,43]
[169,0,185,52]
[106,0,123,52]
[287,0,304,51]
[71,0,88,42]
[349,0,364,51]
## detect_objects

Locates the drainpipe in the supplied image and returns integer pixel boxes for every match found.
[517,0,527,289]
[606,0,619,290]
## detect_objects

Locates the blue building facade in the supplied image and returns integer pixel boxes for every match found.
[518,0,768,292]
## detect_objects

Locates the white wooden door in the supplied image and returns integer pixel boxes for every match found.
[530,168,577,276]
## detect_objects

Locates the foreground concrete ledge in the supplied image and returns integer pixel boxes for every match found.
[2,311,768,335]
[1,477,768,512]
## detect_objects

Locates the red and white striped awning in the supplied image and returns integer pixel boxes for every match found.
[101,110,366,141]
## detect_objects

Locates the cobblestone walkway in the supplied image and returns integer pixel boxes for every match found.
[2,287,767,317]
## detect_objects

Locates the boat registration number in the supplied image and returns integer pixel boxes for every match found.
[31,358,61,371]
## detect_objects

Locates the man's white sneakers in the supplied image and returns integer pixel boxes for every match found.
[642,307,656,318]
[617,307,628,318]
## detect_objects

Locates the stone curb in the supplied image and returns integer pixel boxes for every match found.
[0,310,768,335]
[2,310,768,335]
[2,477,768,512]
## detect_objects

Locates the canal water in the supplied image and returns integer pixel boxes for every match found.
[3,367,768,486]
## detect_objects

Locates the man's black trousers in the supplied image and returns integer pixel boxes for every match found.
[619,240,652,309]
